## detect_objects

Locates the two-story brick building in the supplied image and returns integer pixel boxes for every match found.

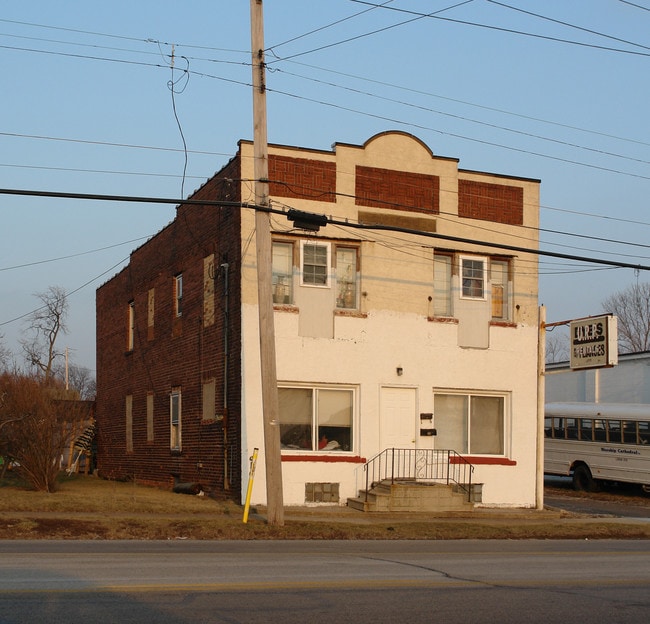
[96,131,541,507]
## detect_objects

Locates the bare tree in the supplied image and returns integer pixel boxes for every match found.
[545,329,570,364]
[67,365,96,400]
[602,282,650,353]
[20,286,68,383]
[0,333,10,372]
[0,372,85,492]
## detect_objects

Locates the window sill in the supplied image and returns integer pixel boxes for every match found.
[273,304,299,313]
[427,316,459,324]
[170,449,182,456]
[282,454,366,464]
[451,456,516,466]
[334,309,367,318]
[490,320,517,328]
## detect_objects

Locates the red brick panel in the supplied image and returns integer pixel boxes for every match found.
[458,179,523,225]
[269,155,336,202]
[355,165,440,214]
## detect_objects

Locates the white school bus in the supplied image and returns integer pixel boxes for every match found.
[544,402,650,492]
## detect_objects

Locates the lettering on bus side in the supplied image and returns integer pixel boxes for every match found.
[601,447,641,455]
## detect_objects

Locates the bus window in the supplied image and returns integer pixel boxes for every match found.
[566,418,578,440]
[623,420,638,444]
[640,421,650,445]
[544,418,552,438]
[553,417,564,439]
[579,419,593,441]
[606,420,622,443]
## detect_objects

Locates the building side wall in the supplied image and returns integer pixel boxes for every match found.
[96,158,243,498]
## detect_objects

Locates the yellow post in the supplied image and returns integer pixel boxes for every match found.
[242,448,259,523]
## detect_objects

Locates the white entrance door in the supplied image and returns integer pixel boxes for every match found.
[380,387,417,451]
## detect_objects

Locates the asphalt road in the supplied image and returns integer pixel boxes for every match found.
[0,540,648,623]
[544,477,650,519]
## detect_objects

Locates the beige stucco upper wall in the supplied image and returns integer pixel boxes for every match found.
[237,132,540,319]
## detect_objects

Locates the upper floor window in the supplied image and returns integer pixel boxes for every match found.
[127,300,135,351]
[460,256,486,299]
[174,273,183,317]
[272,242,294,304]
[272,239,360,310]
[433,254,452,317]
[490,259,510,321]
[335,247,358,309]
[301,241,329,287]
[170,388,182,451]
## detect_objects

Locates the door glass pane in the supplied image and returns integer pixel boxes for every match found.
[462,258,484,298]
[303,243,328,285]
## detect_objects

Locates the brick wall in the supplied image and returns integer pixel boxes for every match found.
[458,179,523,225]
[96,156,243,499]
[269,154,336,202]
[355,165,440,214]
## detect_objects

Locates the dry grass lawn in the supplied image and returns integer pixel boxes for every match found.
[1,473,648,540]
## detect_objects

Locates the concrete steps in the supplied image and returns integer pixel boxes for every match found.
[347,480,477,513]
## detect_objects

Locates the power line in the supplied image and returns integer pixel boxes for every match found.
[486,0,650,51]
[348,0,650,57]
[267,0,396,51]
[0,236,152,272]
[618,0,650,11]
[284,59,650,148]
[267,1,474,62]
[275,66,650,168]
[1,185,649,272]
[0,17,248,53]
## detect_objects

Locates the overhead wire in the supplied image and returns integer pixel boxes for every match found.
[266,0,476,62]
[486,0,650,51]
[347,0,650,57]
[273,65,650,167]
[1,10,648,252]
[1,186,648,272]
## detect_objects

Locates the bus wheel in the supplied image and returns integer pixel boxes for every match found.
[573,465,598,492]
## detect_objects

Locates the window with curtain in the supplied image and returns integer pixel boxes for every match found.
[170,388,182,451]
[278,386,354,452]
[272,242,294,304]
[433,253,452,316]
[490,259,510,320]
[335,247,358,309]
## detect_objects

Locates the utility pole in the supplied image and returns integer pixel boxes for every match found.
[249,0,284,526]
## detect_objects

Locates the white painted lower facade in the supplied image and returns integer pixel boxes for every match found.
[241,305,540,508]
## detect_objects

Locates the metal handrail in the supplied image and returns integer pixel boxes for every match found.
[363,448,475,502]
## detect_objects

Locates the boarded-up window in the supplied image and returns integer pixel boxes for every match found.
[202,379,216,421]
[204,255,215,327]
[126,394,133,453]
[146,392,154,442]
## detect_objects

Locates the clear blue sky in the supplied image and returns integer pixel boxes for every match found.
[1,0,649,373]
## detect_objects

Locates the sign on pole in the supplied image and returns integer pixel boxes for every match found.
[569,314,618,370]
